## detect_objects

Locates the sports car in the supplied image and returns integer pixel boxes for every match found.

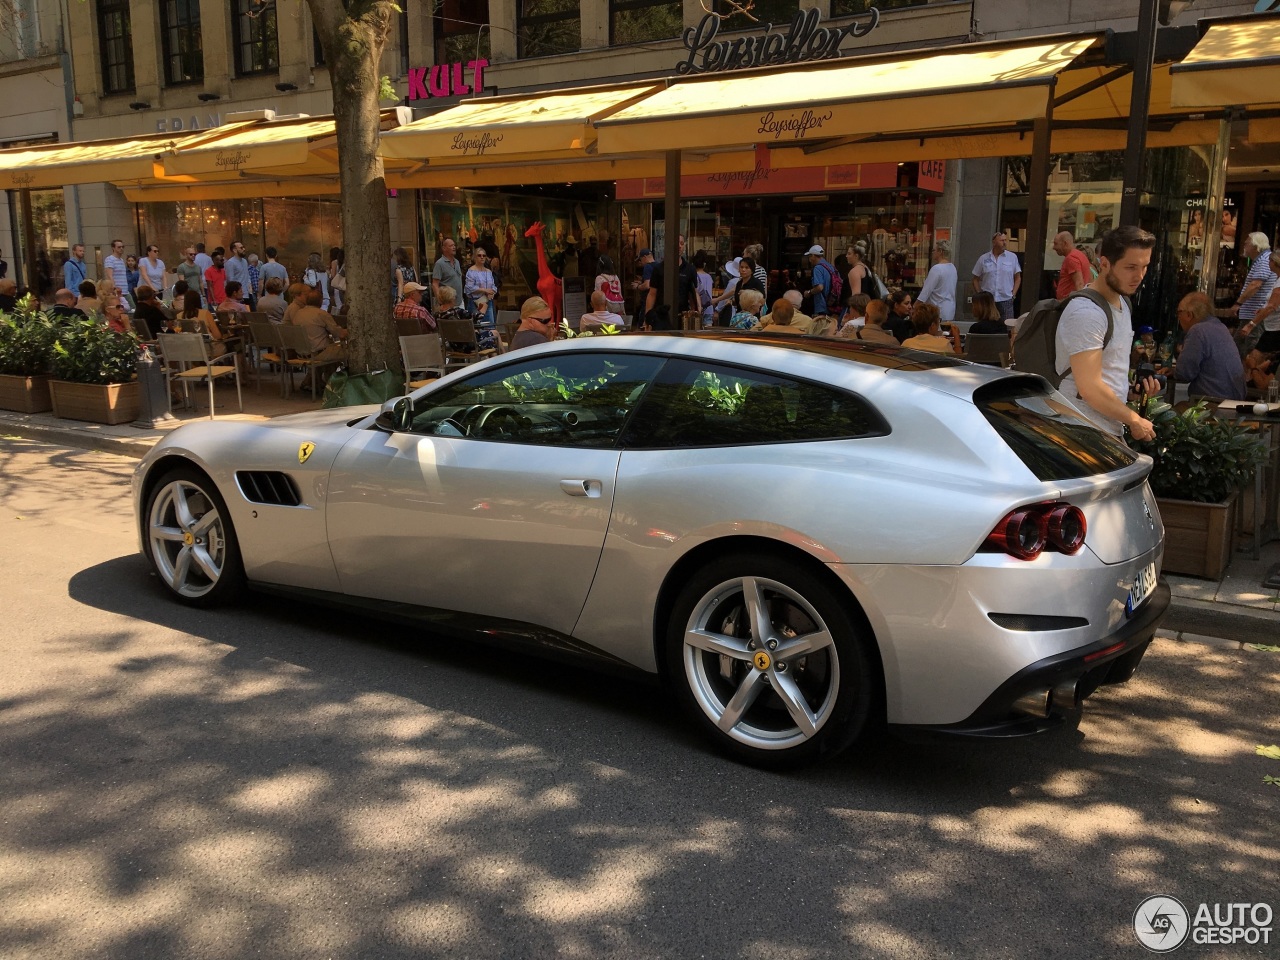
[133,331,1169,767]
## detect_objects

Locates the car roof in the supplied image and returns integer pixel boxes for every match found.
[622,330,969,373]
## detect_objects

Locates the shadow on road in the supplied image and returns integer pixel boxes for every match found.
[0,554,1272,958]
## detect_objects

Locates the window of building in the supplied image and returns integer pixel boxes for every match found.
[517,0,579,59]
[713,0,800,32]
[97,0,134,94]
[610,0,683,46]
[313,25,325,66]
[232,0,279,76]
[832,0,930,14]
[161,0,203,85]
[435,0,491,64]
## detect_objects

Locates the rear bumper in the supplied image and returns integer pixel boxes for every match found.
[891,581,1170,739]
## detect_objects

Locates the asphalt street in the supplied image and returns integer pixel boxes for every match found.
[1,437,1277,960]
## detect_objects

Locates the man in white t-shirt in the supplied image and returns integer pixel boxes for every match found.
[971,232,1021,319]
[1055,225,1160,440]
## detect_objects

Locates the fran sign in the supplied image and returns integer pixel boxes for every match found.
[676,8,880,76]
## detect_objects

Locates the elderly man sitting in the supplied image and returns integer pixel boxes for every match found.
[394,281,436,333]
[762,289,816,333]
[758,298,806,334]
[1170,291,1245,400]
[49,288,88,320]
[292,287,348,363]
[580,291,617,334]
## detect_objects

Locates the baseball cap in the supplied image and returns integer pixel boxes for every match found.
[402,281,427,294]
[638,248,652,258]
[806,244,824,256]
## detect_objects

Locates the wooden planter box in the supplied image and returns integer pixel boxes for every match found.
[1157,492,1238,580]
[0,373,53,414]
[49,380,140,426]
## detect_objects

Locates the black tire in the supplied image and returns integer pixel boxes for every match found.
[142,465,246,607]
[666,551,876,769]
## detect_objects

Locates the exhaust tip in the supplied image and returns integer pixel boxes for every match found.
[1012,687,1052,719]
[1052,678,1081,711]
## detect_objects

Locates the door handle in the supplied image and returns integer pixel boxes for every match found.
[560,479,602,498]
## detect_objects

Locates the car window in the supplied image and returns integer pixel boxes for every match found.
[407,351,667,448]
[621,358,888,448]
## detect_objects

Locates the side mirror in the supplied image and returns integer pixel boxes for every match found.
[373,396,412,433]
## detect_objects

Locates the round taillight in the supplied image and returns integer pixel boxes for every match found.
[995,509,1047,560]
[1047,504,1087,554]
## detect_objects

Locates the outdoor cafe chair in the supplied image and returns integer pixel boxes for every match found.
[156,332,242,420]
[276,322,342,400]
[246,321,286,393]
[399,334,446,392]
[963,333,1011,366]
[438,317,497,371]
[394,316,424,339]
[130,316,155,342]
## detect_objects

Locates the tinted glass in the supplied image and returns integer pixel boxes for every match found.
[409,351,666,448]
[623,358,887,448]
[977,381,1138,480]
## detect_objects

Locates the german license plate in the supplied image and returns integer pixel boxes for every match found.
[1127,562,1158,616]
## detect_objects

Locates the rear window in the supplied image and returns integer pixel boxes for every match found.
[976,380,1137,480]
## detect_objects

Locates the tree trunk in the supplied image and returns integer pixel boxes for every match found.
[307,0,398,376]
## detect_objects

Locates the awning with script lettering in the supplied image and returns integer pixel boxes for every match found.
[0,125,254,191]
[593,37,1098,155]
[1169,14,1280,110]
[158,116,337,177]
[380,84,661,165]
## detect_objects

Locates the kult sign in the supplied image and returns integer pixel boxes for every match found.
[408,59,489,100]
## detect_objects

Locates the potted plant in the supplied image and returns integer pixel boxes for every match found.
[1128,398,1269,579]
[48,313,141,425]
[0,298,59,413]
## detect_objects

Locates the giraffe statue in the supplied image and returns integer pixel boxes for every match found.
[523,221,562,322]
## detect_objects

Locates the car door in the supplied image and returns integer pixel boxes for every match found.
[325,349,666,636]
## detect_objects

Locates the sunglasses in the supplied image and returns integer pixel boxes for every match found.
[531,314,553,322]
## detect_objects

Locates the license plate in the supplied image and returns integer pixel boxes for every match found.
[1127,562,1158,616]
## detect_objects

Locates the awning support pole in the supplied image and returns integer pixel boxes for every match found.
[664,149,680,325]
[1120,0,1160,225]
[1023,89,1055,308]
[19,188,38,300]
[1199,113,1231,297]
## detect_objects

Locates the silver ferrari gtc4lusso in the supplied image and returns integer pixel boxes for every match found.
[133,331,1168,767]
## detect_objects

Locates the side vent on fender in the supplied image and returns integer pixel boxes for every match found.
[236,471,302,507]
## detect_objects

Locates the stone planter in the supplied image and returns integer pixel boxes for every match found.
[1156,492,1238,580]
[0,373,53,414]
[49,380,140,426]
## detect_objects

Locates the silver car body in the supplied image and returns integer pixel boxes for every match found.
[133,333,1166,731]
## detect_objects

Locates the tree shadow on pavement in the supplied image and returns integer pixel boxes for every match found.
[0,554,1273,959]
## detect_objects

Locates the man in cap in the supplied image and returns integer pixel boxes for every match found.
[806,244,837,317]
[393,281,436,333]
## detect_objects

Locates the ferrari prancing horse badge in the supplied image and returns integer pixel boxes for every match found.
[298,442,315,464]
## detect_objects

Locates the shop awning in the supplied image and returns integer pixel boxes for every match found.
[0,125,255,191]
[1170,14,1280,110]
[593,37,1098,155]
[158,116,340,177]
[381,84,661,165]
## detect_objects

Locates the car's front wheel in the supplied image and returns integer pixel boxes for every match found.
[144,466,245,606]
[667,552,876,768]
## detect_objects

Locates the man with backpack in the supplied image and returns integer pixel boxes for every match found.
[1017,225,1160,441]
[806,245,841,317]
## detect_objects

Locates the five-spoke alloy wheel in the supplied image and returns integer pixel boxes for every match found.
[668,553,875,767]
[145,468,245,606]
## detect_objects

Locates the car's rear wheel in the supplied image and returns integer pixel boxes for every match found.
[667,552,875,768]
[144,466,245,606]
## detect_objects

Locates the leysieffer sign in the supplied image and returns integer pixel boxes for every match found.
[676,8,881,75]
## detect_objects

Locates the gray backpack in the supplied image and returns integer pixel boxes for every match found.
[1012,288,1121,388]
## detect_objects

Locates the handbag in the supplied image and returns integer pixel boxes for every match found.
[331,265,346,292]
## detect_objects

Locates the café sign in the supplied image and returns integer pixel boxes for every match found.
[676,8,880,76]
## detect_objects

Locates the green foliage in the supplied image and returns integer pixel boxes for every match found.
[687,370,747,414]
[1127,398,1268,504]
[378,74,397,102]
[0,310,60,377]
[1258,744,1280,760]
[49,314,140,385]
[558,321,621,339]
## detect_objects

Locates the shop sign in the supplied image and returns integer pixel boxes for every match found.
[676,8,880,76]
[156,113,223,133]
[451,131,504,157]
[918,160,946,193]
[407,60,489,101]
[758,109,834,141]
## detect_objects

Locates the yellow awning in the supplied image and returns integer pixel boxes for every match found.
[382,84,661,164]
[594,37,1098,155]
[1170,15,1280,110]
[160,117,338,176]
[0,125,253,191]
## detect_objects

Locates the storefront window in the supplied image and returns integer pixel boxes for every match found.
[518,0,580,58]
[832,0,929,15]
[611,0,683,45]
[161,0,203,85]
[7,188,68,300]
[97,0,134,95]
[714,0,800,31]
[435,0,491,65]
[232,0,279,76]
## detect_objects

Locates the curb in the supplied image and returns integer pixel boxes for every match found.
[0,418,157,459]
[1162,600,1280,641]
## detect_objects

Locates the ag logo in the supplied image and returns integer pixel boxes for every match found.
[753,651,772,671]
[1133,895,1190,952]
[298,441,316,464]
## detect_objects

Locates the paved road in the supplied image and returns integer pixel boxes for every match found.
[1,437,1277,960]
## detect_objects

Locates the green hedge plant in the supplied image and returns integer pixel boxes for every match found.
[49,313,140,385]
[0,309,60,377]
[1128,397,1268,504]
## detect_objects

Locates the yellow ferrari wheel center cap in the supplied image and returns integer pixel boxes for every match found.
[182,531,195,546]
[753,651,772,671]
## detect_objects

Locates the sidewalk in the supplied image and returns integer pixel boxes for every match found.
[2,387,1278,639]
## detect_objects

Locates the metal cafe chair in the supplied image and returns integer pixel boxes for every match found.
[156,332,243,419]
[276,322,342,400]
[438,317,497,371]
[246,321,287,393]
[963,333,1011,366]
[399,334,446,392]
